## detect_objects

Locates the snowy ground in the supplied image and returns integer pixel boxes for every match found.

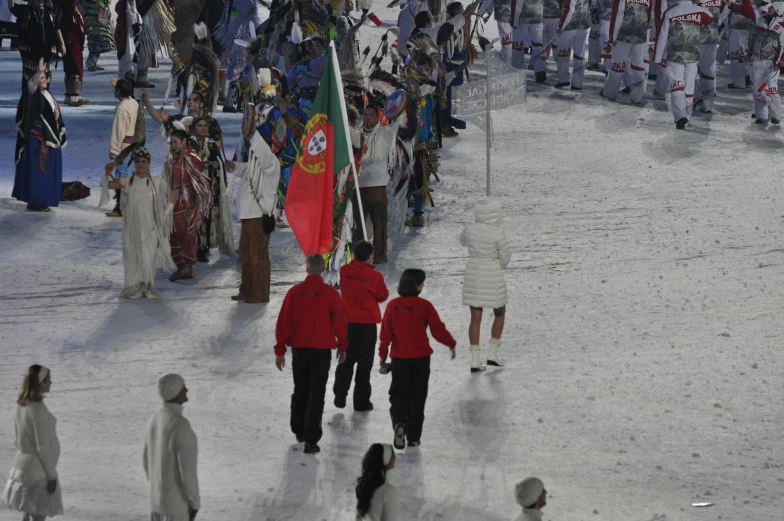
[1,9,783,521]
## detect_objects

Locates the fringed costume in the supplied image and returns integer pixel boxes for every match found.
[119,171,176,299]
[84,0,116,70]
[191,133,235,258]
[162,149,213,273]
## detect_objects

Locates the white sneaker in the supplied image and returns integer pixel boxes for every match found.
[470,345,486,373]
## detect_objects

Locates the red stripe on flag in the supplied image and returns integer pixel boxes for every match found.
[367,12,382,26]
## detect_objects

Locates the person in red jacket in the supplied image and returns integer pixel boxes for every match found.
[275,254,348,454]
[333,241,390,412]
[379,268,456,450]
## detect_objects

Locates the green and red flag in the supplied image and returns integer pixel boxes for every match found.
[286,43,353,256]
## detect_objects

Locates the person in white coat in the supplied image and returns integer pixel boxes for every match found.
[459,198,512,372]
[3,365,63,521]
[225,105,281,303]
[355,444,398,521]
[143,374,200,521]
[513,477,547,521]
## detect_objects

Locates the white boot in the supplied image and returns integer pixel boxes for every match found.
[470,344,486,373]
[487,338,504,367]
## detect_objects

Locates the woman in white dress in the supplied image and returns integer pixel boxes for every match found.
[3,365,64,521]
[459,198,512,372]
[105,148,176,299]
[355,444,398,521]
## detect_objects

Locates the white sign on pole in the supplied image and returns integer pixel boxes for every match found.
[448,51,527,196]
[452,70,527,118]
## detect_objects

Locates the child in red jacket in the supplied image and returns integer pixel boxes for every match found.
[333,241,390,412]
[379,268,456,449]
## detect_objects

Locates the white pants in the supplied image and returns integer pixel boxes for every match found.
[752,59,781,120]
[599,20,611,72]
[499,21,515,65]
[728,29,751,87]
[556,29,589,87]
[717,32,728,63]
[541,18,560,64]
[603,41,648,102]
[666,61,698,122]
[513,23,545,71]
[695,42,718,111]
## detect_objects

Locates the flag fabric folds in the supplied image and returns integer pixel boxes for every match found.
[286,42,353,256]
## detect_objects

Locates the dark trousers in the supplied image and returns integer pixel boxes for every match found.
[353,186,388,263]
[388,356,430,442]
[333,323,377,409]
[291,348,332,444]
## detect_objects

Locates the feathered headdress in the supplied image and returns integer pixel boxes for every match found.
[405,33,441,81]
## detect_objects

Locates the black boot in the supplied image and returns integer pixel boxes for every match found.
[535,71,546,83]
[675,117,688,130]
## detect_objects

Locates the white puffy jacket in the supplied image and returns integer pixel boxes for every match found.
[460,199,511,309]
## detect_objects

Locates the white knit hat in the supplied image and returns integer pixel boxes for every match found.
[158,374,185,401]
[515,477,544,508]
[772,1,784,15]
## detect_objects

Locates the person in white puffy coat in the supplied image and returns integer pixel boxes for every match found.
[3,365,64,521]
[459,198,512,372]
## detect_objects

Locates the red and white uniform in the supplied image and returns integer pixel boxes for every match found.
[556,0,592,86]
[654,0,713,122]
[734,0,784,120]
[695,0,723,111]
[602,0,657,102]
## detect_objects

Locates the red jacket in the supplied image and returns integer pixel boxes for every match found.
[378,296,456,360]
[339,260,389,324]
[274,275,348,356]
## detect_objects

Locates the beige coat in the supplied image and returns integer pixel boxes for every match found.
[110,97,139,160]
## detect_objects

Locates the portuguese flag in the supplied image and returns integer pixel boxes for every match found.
[287,43,353,256]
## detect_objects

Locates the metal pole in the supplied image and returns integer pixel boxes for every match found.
[486,61,491,196]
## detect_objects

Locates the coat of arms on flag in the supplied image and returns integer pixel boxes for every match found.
[308,129,328,155]
[296,114,330,175]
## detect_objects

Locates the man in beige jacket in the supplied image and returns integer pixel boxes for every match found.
[106,78,138,217]
[144,374,200,521]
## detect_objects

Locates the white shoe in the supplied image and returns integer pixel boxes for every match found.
[470,345,486,373]
[487,339,504,367]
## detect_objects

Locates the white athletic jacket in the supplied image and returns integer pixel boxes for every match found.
[143,403,200,517]
[609,0,656,44]
[654,0,713,63]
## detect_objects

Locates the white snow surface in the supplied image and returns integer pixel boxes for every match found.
[1,8,783,521]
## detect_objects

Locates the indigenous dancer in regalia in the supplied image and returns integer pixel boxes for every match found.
[190,116,234,261]
[82,0,115,71]
[225,104,281,303]
[104,148,176,299]
[163,129,213,281]
[13,58,66,213]
[9,0,63,87]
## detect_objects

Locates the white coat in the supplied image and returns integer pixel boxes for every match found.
[230,132,281,220]
[459,199,511,309]
[361,481,398,521]
[2,402,64,517]
[143,403,200,517]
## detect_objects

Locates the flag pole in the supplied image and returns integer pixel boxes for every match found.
[331,42,369,239]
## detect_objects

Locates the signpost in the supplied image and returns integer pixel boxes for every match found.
[452,51,527,195]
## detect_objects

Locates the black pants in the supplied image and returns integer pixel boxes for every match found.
[333,323,377,409]
[388,356,430,442]
[291,348,332,444]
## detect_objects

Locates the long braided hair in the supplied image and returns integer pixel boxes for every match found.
[355,444,388,518]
